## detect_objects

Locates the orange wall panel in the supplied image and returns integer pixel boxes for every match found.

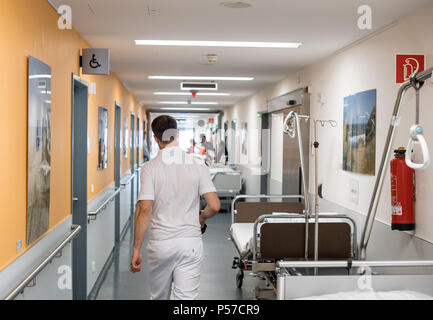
[0,0,146,270]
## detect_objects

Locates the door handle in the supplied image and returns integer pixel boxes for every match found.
[73,197,79,202]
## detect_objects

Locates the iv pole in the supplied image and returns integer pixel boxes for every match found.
[313,119,337,274]
[283,111,311,260]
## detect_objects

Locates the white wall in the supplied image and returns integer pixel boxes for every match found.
[223,3,433,243]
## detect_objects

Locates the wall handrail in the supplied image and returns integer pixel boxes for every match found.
[3,224,81,300]
[87,188,121,221]
[120,174,135,188]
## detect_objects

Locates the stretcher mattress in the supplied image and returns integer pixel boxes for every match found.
[230,223,255,256]
[296,290,433,300]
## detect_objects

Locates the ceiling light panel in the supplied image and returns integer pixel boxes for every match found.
[158,101,219,105]
[148,76,254,81]
[192,102,219,105]
[136,40,302,48]
[154,92,230,96]
[160,108,211,111]
[158,101,188,104]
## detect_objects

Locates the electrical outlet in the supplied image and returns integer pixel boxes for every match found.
[91,184,94,193]
[16,239,22,253]
[91,261,96,273]
[350,179,359,204]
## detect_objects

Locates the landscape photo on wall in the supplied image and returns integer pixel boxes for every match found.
[343,89,377,176]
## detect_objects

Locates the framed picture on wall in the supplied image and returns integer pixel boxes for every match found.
[241,122,248,156]
[27,56,52,245]
[97,107,108,170]
[123,115,129,158]
[343,89,376,175]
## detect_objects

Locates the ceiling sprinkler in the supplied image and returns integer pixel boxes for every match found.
[190,90,198,98]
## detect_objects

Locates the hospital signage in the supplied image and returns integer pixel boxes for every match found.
[81,48,110,75]
[396,54,425,83]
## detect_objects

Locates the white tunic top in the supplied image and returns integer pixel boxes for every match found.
[138,146,216,241]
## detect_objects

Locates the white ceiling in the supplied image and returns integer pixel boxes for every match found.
[51,0,432,111]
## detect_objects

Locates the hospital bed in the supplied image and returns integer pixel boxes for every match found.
[230,194,357,299]
[209,164,242,211]
[230,194,433,299]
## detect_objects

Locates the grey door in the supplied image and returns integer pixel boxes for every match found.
[130,114,135,216]
[229,120,236,164]
[114,103,121,245]
[71,75,88,300]
[136,117,140,199]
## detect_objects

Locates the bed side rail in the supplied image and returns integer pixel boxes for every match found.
[231,195,304,224]
[276,259,433,269]
[252,213,357,261]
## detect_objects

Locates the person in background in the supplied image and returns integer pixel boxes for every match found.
[200,134,215,161]
[188,139,196,154]
[130,115,220,300]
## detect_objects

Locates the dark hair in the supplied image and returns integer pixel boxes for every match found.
[151,115,178,143]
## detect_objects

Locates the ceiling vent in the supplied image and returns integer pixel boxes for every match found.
[220,2,251,9]
[181,82,218,91]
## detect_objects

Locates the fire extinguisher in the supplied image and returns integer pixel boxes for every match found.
[390,147,415,231]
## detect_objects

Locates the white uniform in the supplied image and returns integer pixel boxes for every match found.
[138,146,216,300]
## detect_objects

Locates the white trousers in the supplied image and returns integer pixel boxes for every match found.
[147,237,203,300]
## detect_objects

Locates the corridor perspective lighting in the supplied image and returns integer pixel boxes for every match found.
[135,40,302,48]
[154,92,230,96]
[149,76,254,81]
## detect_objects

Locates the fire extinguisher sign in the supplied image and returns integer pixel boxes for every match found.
[396,54,425,83]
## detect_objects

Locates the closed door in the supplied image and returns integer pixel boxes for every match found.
[71,75,88,300]
[114,103,121,245]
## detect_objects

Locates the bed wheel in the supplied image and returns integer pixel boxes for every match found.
[236,270,244,288]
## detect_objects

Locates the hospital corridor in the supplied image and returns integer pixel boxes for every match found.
[3,0,433,313]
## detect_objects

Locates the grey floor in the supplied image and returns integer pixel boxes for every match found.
[95,212,263,300]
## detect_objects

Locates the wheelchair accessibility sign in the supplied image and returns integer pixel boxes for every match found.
[81,48,110,75]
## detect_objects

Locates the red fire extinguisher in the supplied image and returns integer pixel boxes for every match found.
[390,147,415,231]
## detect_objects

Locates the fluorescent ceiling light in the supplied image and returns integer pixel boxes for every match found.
[149,76,253,81]
[159,101,219,105]
[135,40,302,48]
[154,92,230,96]
[192,102,219,105]
[29,75,52,79]
[160,108,211,111]
[158,101,188,105]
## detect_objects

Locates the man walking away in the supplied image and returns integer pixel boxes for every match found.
[130,115,220,300]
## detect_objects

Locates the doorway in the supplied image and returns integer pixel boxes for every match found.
[114,103,121,245]
[229,120,236,164]
[130,113,135,216]
[136,117,140,200]
[71,74,88,300]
